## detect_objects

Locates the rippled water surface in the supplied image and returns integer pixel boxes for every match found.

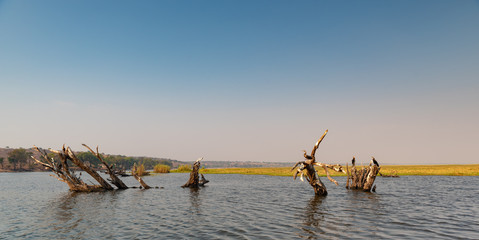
[1,172,478,239]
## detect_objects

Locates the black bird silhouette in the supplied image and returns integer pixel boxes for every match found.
[371,157,379,167]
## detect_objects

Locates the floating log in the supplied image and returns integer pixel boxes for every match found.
[182,157,209,188]
[346,157,380,192]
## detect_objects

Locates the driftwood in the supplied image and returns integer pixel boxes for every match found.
[31,145,112,192]
[82,144,128,189]
[132,164,151,189]
[31,144,151,192]
[182,157,209,188]
[291,130,344,196]
[291,130,384,195]
[346,157,380,192]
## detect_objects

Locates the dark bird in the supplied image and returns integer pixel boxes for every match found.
[371,157,379,167]
[351,157,356,166]
[302,150,313,159]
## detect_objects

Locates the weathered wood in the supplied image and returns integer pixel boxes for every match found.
[66,147,114,190]
[346,157,381,192]
[292,130,335,196]
[363,165,379,191]
[346,163,350,189]
[32,144,152,192]
[306,164,328,195]
[199,174,209,186]
[132,164,151,189]
[82,144,128,189]
[31,146,105,192]
[182,157,209,188]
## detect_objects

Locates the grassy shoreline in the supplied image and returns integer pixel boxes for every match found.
[2,164,478,176]
[199,164,479,177]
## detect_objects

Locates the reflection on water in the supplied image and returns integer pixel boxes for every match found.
[299,195,326,238]
[1,173,478,239]
[46,191,124,238]
[188,187,202,215]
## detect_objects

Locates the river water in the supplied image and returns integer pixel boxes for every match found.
[0,172,478,239]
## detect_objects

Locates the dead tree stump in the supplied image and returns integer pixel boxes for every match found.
[292,130,345,196]
[182,157,209,188]
[346,157,380,192]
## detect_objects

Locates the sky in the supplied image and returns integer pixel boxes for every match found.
[0,0,478,165]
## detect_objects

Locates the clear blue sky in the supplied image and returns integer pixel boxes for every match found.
[1,0,478,164]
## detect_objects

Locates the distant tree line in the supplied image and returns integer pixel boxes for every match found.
[2,148,34,171]
[76,152,173,170]
[0,147,173,171]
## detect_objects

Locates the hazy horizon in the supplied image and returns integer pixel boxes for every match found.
[1,0,478,165]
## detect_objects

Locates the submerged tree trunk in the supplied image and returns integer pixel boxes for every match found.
[304,164,328,196]
[346,157,380,192]
[132,164,151,189]
[31,144,150,192]
[83,144,128,189]
[182,157,209,188]
[292,130,344,196]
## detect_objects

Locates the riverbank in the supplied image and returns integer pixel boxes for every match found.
[199,164,479,177]
[2,164,478,176]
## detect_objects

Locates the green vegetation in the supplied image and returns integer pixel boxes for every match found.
[133,164,149,176]
[379,164,479,176]
[172,164,192,173]
[198,164,479,177]
[1,147,176,172]
[7,148,33,170]
[74,152,173,170]
[153,164,170,173]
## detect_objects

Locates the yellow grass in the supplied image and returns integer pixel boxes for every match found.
[198,164,479,177]
[171,164,192,173]
[379,164,479,176]
[134,164,149,176]
[153,164,170,173]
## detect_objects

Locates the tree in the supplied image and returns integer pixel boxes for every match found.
[182,158,209,188]
[8,148,32,170]
[76,152,102,167]
[8,157,18,170]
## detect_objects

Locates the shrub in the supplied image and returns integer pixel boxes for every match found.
[134,164,149,176]
[153,164,170,173]
[176,164,192,172]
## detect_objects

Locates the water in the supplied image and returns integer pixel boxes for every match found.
[1,172,478,239]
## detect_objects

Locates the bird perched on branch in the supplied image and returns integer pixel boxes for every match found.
[302,150,313,160]
[292,130,328,182]
[371,157,379,167]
